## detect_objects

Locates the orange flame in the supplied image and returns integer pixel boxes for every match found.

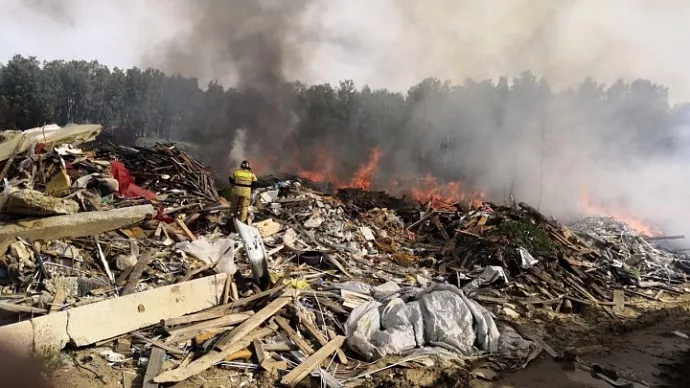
[246,144,486,206]
[297,149,343,186]
[248,155,277,176]
[407,173,486,208]
[348,147,381,190]
[578,187,662,236]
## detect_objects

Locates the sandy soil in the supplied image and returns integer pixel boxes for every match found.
[49,296,690,388]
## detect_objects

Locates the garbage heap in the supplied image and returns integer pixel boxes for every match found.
[0,124,686,387]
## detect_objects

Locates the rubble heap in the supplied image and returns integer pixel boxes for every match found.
[0,124,686,387]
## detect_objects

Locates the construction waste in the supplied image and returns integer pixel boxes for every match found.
[0,124,687,387]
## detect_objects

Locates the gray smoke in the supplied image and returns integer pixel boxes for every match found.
[140,0,690,237]
[144,0,313,172]
[228,128,247,167]
[10,0,690,237]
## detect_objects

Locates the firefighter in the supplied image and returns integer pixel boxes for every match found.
[228,160,258,223]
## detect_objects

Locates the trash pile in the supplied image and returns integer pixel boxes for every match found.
[0,124,686,387]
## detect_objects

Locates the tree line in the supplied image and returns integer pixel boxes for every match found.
[0,54,687,192]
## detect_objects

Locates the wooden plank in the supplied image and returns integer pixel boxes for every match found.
[230,278,239,301]
[222,276,232,304]
[253,339,268,364]
[215,291,295,348]
[0,204,156,242]
[613,290,625,314]
[165,312,253,338]
[298,314,348,364]
[142,347,166,388]
[176,218,197,241]
[432,215,450,241]
[67,274,227,347]
[0,274,227,353]
[199,284,288,317]
[154,328,275,383]
[130,332,185,357]
[0,301,47,315]
[163,309,230,327]
[280,336,346,387]
[121,251,153,296]
[263,342,297,352]
[274,316,314,355]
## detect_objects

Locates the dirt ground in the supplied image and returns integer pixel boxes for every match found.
[49,295,690,388]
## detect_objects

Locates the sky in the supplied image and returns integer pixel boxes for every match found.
[4,0,690,237]
[1,0,690,102]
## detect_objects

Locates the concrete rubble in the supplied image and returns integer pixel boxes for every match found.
[0,123,687,387]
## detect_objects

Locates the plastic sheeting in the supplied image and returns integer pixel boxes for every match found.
[338,282,539,365]
[462,266,508,293]
[175,236,237,275]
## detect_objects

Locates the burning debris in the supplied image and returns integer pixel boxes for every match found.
[0,123,686,387]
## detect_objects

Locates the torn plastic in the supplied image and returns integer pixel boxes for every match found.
[175,236,237,275]
[462,266,509,293]
[342,283,538,365]
[518,247,539,269]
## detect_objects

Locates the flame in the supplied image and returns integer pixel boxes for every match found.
[578,187,662,236]
[348,147,381,190]
[247,144,486,206]
[248,155,277,176]
[406,173,486,208]
[297,149,343,186]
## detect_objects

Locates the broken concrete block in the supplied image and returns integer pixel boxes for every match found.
[2,189,79,216]
[0,204,156,242]
[9,241,33,263]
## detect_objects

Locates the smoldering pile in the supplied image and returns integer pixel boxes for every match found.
[0,123,686,388]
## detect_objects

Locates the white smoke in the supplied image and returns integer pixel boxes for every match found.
[228,128,248,168]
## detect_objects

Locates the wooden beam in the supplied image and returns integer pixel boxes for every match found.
[142,347,166,388]
[154,292,295,383]
[298,315,348,364]
[154,328,274,383]
[215,291,294,348]
[0,302,47,315]
[121,251,153,296]
[280,336,346,387]
[176,218,196,241]
[165,312,253,339]
[274,316,314,355]
[0,274,226,354]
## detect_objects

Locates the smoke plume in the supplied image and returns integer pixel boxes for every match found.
[142,0,690,236]
[228,128,248,168]
[10,0,690,236]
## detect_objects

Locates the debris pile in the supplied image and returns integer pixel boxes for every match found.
[0,124,687,386]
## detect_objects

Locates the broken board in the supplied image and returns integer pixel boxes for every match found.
[0,274,227,354]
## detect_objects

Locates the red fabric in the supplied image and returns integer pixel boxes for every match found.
[126,183,157,200]
[154,206,175,223]
[110,161,156,200]
[34,143,46,154]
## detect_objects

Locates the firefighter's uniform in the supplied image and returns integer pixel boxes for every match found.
[229,167,257,223]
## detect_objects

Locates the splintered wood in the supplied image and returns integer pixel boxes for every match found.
[280,335,346,387]
[154,291,295,383]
